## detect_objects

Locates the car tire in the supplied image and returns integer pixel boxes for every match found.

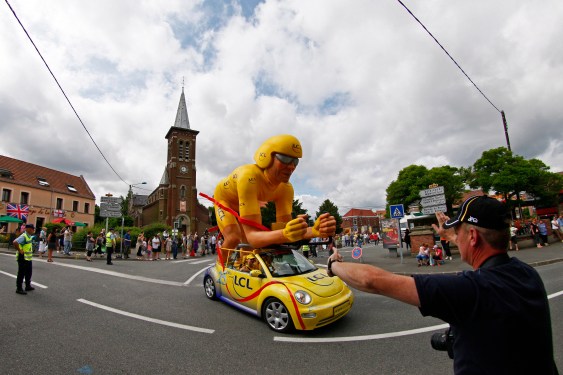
[262,298,294,333]
[204,276,217,300]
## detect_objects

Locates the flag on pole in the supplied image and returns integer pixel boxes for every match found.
[53,209,65,218]
[6,203,29,221]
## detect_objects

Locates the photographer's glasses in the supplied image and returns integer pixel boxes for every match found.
[275,153,299,167]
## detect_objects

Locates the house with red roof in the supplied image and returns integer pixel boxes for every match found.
[0,155,95,232]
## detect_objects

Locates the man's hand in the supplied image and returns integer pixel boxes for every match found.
[282,217,308,242]
[328,247,343,263]
[311,213,337,237]
[432,212,456,243]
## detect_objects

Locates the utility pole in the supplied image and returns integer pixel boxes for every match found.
[501,110,512,152]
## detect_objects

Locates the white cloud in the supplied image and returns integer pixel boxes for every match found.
[1,0,562,217]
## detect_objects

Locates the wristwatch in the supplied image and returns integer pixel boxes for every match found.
[327,258,342,277]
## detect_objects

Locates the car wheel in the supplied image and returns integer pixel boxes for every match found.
[262,298,294,333]
[204,276,217,300]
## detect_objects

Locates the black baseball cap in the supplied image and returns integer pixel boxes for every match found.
[443,195,510,230]
[25,224,35,229]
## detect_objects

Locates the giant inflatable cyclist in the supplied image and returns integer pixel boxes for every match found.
[211,134,336,258]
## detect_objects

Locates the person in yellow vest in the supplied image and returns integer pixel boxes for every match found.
[106,228,116,265]
[13,223,36,295]
[301,243,310,258]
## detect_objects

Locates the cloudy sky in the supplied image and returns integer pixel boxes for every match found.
[1,0,562,215]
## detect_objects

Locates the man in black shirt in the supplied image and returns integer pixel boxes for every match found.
[327,195,557,374]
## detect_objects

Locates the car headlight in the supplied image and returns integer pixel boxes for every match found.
[294,290,311,305]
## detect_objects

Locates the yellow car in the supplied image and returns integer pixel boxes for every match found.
[203,245,354,333]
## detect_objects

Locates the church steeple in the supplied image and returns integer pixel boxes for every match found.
[173,87,190,129]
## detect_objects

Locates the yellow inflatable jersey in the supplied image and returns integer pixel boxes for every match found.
[213,164,294,229]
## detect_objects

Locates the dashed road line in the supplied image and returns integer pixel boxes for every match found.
[77,298,214,334]
[184,266,210,285]
[0,270,48,288]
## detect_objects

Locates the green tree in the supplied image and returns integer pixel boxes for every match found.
[316,199,343,234]
[260,199,309,229]
[469,147,563,210]
[386,165,429,209]
[386,164,465,214]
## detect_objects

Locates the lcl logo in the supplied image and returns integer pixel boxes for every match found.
[292,143,301,154]
[258,152,267,161]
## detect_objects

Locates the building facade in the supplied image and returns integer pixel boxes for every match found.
[341,208,381,234]
[0,155,96,232]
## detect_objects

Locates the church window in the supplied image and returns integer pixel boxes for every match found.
[180,185,186,199]
[185,142,190,160]
[178,141,184,161]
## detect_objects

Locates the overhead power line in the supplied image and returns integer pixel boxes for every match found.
[396,0,501,114]
[5,0,130,185]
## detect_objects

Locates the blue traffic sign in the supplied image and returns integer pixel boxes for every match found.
[389,204,405,219]
[352,247,363,259]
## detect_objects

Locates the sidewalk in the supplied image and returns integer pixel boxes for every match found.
[336,239,563,275]
[1,240,562,275]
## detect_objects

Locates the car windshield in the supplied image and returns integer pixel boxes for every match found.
[258,249,317,277]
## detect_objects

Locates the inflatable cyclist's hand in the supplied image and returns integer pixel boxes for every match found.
[282,217,307,242]
[312,213,337,238]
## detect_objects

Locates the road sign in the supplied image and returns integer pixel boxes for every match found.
[352,247,363,259]
[419,186,445,198]
[420,195,446,207]
[389,204,405,219]
[101,196,123,204]
[100,209,122,218]
[100,203,121,211]
[421,204,448,215]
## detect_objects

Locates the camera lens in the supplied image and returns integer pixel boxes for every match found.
[430,332,449,351]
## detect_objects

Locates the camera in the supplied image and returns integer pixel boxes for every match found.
[430,327,454,359]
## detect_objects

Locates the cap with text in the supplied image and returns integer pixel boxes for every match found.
[443,195,510,230]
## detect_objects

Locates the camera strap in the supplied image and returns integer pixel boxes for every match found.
[479,253,510,269]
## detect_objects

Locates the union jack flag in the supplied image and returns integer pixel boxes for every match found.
[7,203,29,220]
[53,209,65,218]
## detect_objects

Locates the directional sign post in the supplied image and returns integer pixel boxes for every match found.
[419,185,447,216]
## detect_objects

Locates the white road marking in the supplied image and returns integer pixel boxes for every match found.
[184,266,210,285]
[549,290,563,299]
[274,291,563,343]
[3,255,186,286]
[172,258,215,265]
[190,259,216,265]
[77,299,214,334]
[274,323,450,343]
[0,270,48,288]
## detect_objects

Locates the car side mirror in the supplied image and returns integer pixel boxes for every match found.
[250,270,264,278]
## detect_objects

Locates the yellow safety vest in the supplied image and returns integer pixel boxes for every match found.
[106,232,113,249]
[16,232,34,261]
[302,245,310,251]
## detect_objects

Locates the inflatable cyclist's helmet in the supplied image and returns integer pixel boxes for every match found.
[253,134,303,169]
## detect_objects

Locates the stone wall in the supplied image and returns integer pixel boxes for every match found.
[409,226,436,256]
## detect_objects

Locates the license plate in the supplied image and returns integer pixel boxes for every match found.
[333,301,350,316]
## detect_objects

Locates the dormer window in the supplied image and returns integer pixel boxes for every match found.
[37,177,50,186]
[67,184,78,192]
[0,168,13,179]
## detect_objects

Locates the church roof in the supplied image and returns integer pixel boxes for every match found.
[173,88,190,129]
[159,168,169,185]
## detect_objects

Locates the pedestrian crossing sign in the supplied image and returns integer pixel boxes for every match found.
[389,204,405,219]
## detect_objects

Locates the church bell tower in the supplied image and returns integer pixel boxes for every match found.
[164,87,200,231]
